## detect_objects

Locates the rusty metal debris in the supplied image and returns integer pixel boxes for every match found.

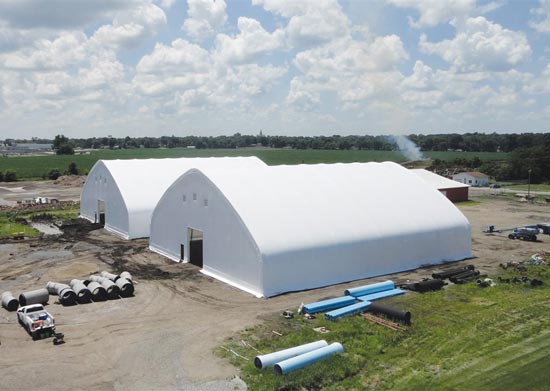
[362,313,405,332]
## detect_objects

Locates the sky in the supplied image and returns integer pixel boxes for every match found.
[1,0,550,139]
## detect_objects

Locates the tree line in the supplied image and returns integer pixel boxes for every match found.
[6,132,546,153]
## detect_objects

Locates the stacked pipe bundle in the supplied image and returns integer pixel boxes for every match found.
[46,282,77,305]
[432,265,475,280]
[325,301,372,321]
[100,271,134,297]
[69,279,92,303]
[254,340,344,375]
[450,270,480,284]
[303,297,355,315]
[1,291,19,311]
[344,280,395,297]
[301,280,405,321]
[402,279,446,293]
[89,275,120,299]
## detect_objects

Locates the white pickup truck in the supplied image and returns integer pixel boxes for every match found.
[17,304,55,340]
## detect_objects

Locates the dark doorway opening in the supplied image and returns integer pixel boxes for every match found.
[98,200,105,226]
[188,228,203,268]
[180,244,185,261]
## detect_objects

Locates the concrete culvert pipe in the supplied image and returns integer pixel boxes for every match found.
[1,291,19,311]
[19,288,49,306]
[89,275,120,299]
[119,271,133,282]
[86,281,108,301]
[100,271,119,281]
[70,279,92,303]
[254,340,329,369]
[46,282,77,305]
[115,278,134,297]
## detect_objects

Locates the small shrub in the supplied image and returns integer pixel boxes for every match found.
[48,169,61,180]
[4,170,17,182]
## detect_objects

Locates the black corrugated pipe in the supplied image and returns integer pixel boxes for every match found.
[450,270,480,283]
[414,279,446,292]
[432,265,475,279]
[368,302,411,324]
[402,279,446,292]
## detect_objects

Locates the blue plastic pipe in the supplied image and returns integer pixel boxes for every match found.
[274,342,344,375]
[344,280,395,297]
[303,296,356,314]
[356,288,406,302]
[254,340,328,369]
[324,301,372,321]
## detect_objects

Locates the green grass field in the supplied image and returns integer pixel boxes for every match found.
[221,265,549,391]
[0,149,510,180]
[0,205,80,238]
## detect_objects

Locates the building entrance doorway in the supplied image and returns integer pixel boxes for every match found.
[98,200,105,226]
[188,228,203,268]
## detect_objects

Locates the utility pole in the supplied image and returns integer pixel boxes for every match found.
[528,168,532,200]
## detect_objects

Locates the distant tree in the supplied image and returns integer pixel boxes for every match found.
[53,134,75,155]
[4,170,17,182]
[67,162,78,175]
[0,171,4,182]
[57,144,74,155]
[48,169,61,180]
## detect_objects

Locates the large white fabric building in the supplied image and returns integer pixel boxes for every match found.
[80,157,266,239]
[149,162,472,297]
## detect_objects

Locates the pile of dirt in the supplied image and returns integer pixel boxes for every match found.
[53,175,86,186]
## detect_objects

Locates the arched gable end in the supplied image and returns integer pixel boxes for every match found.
[149,169,264,297]
[80,161,130,238]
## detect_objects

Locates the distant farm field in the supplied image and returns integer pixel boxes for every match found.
[0,149,510,180]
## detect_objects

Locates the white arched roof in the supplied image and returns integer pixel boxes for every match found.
[81,156,266,238]
[98,156,266,213]
[411,169,469,190]
[153,161,471,296]
[199,162,470,258]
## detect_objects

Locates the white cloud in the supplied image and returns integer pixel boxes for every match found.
[288,34,408,110]
[156,0,176,9]
[214,17,284,64]
[253,0,349,47]
[386,0,475,27]
[0,32,88,70]
[182,0,227,40]
[530,0,550,33]
[419,17,531,72]
[133,37,287,111]
[92,3,166,48]
[0,0,137,29]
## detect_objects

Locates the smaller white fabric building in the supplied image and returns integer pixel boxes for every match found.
[80,157,266,239]
[150,162,472,297]
[412,169,469,202]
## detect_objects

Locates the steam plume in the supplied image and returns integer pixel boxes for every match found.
[388,135,424,161]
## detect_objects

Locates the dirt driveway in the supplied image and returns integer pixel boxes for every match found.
[0,196,549,391]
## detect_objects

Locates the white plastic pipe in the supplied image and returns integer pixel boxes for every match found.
[254,340,328,369]
[273,342,344,375]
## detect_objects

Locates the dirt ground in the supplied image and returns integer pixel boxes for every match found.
[0,178,83,207]
[0,188,549,391]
